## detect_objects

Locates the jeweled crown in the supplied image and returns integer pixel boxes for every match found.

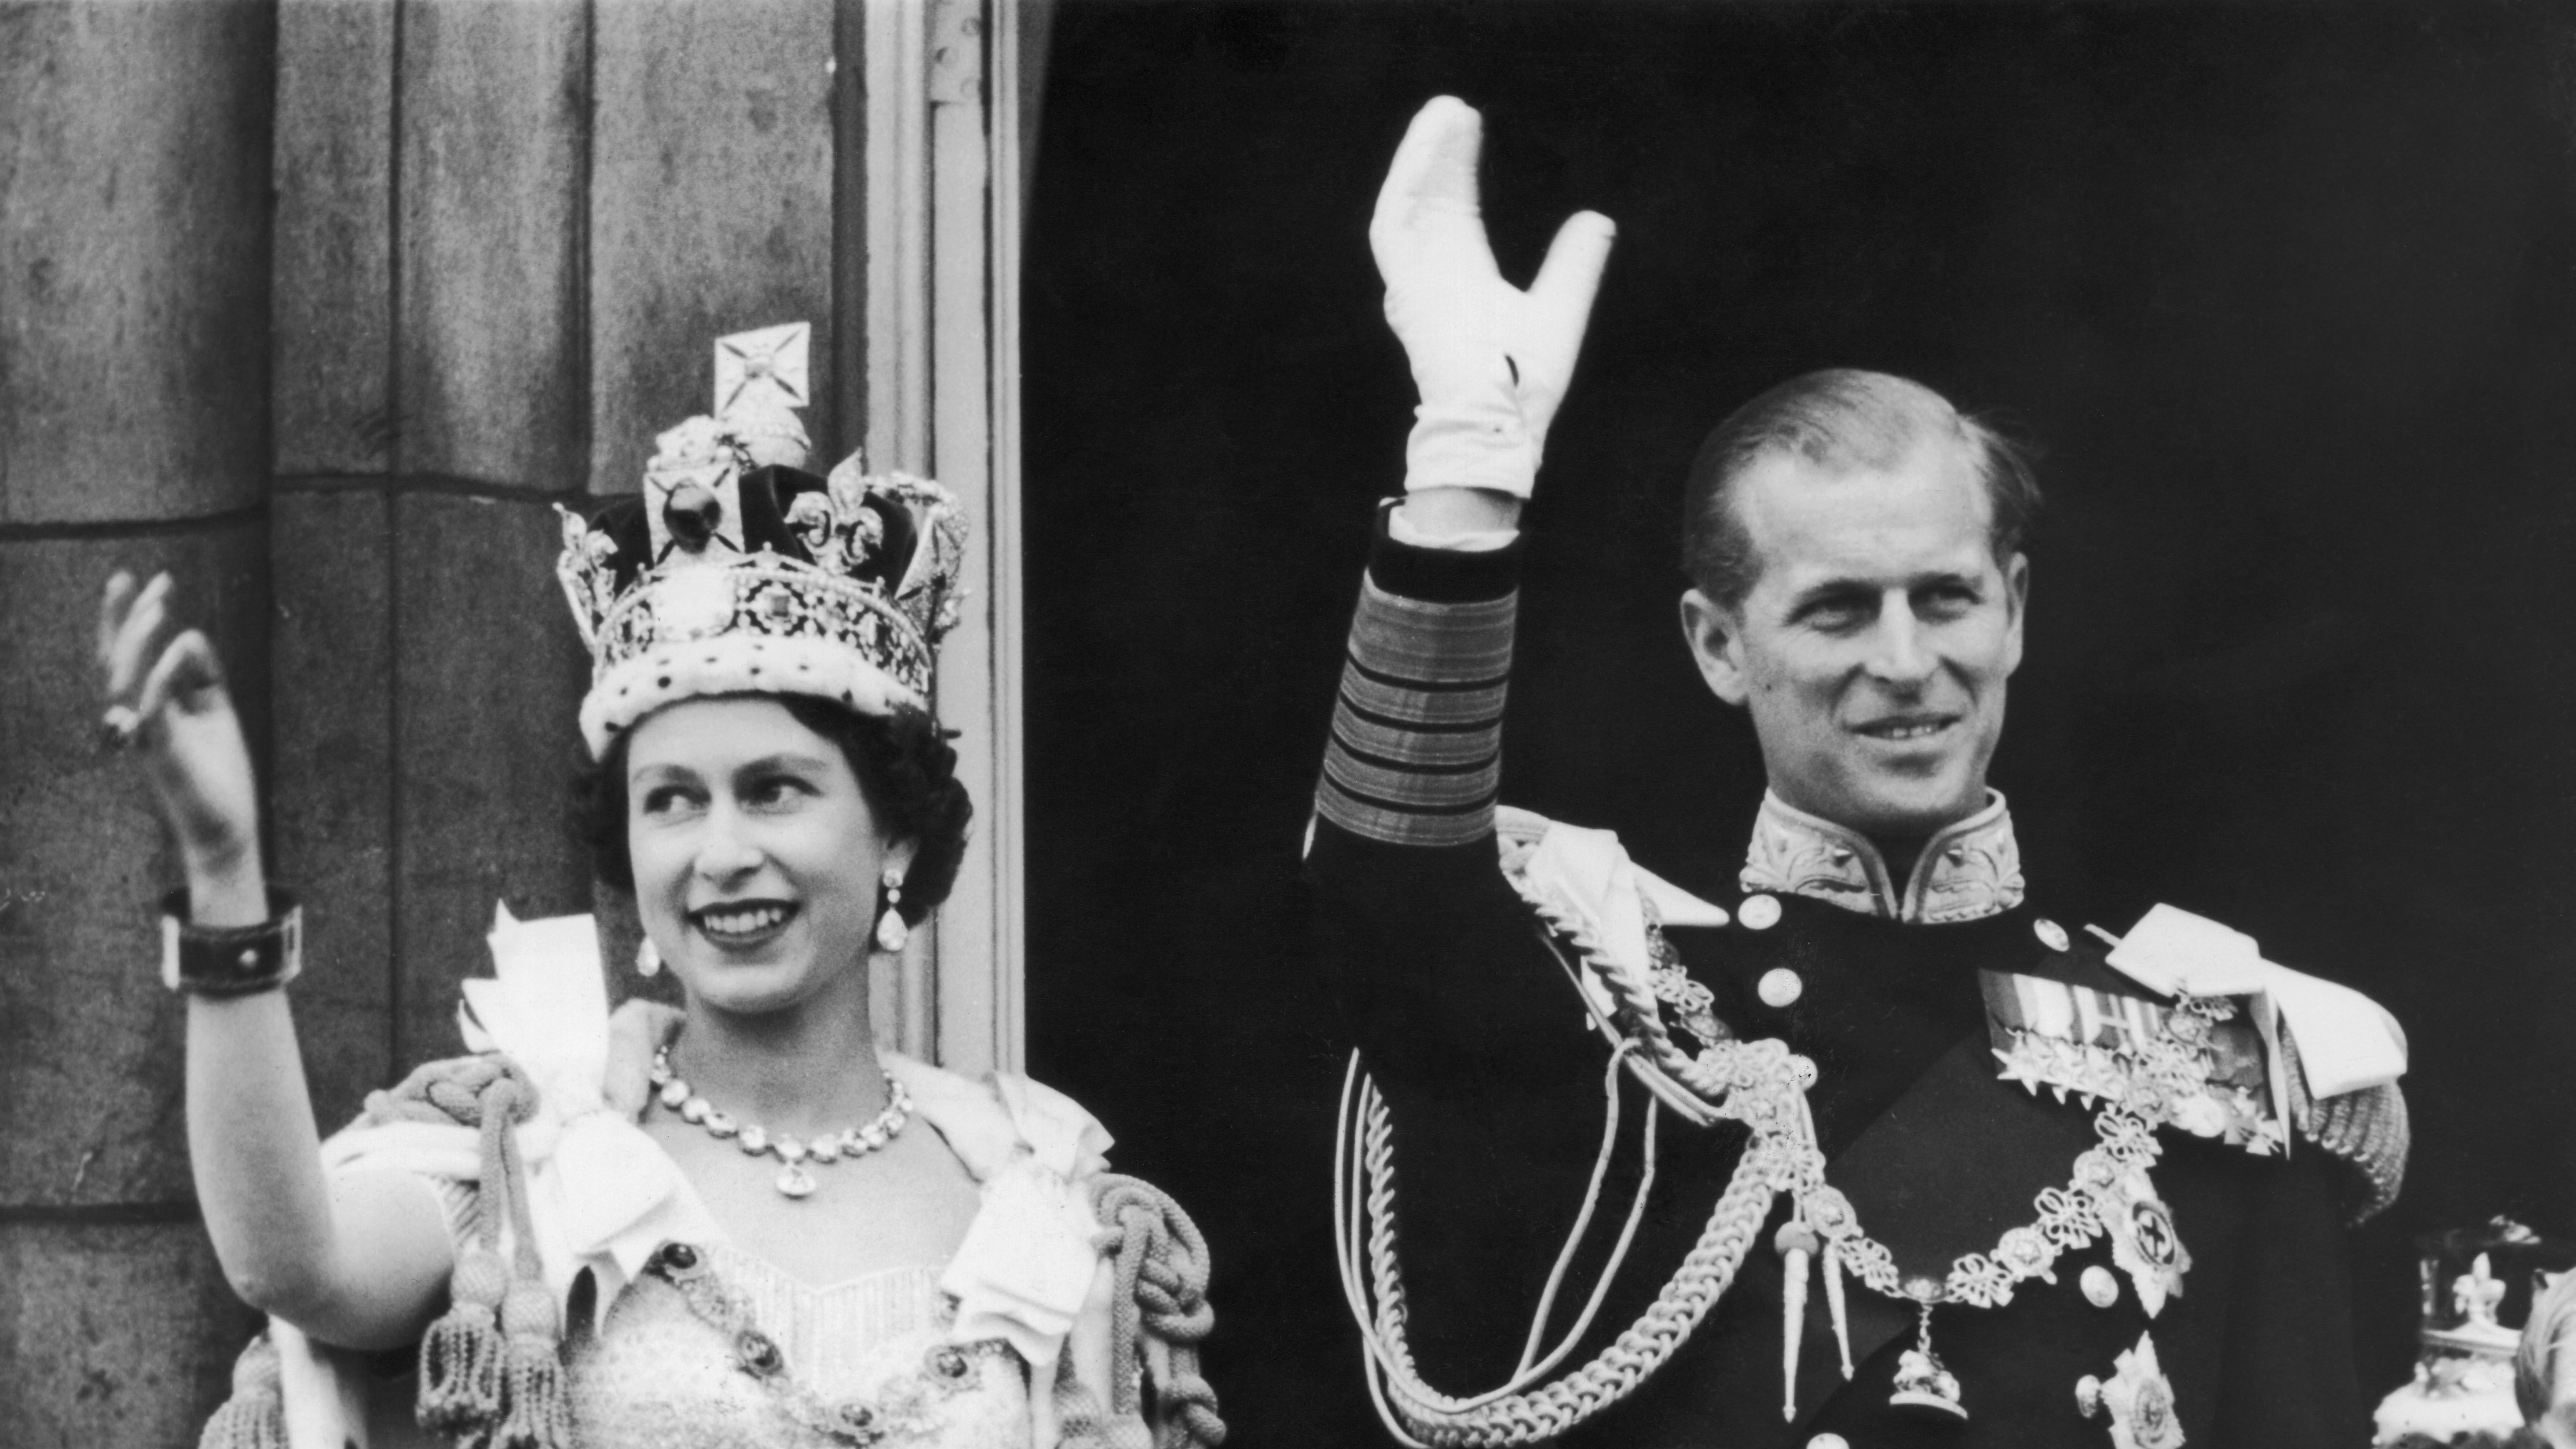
[556,323,967,756]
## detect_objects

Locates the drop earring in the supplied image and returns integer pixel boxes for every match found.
[875,867,909,953]
[636,937,662,977]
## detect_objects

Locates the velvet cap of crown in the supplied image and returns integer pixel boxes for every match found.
[555,323,967,758]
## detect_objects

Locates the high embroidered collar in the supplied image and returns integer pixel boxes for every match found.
[1740,789,2025,924]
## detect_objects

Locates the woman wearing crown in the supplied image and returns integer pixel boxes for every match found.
[96,328,1221,1449]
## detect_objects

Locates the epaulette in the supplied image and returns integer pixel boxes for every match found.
[2104,904,2410,1221]
[2281,1033,2410,1223]
[1492,828,2415,1224]
[1492,805,1735,1125]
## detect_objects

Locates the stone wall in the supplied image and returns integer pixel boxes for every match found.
[0,0,845,1436]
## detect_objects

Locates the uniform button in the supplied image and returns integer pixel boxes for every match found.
[1738,893,1782,931]
[2075,1374,2106,1417]
[1758,968,1803,1008]
[1807,1435,1850,1449]
[2034,918,2070,952]
[2081,1265,2120,1309]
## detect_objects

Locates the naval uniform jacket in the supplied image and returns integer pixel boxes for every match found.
[1307,516,2406,1449]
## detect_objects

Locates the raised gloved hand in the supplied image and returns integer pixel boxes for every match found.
[1372,96,1617,499]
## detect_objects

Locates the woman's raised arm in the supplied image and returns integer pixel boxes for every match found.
[100,571,454,1349]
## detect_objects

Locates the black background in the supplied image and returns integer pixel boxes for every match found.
[1024,3,2576,1442]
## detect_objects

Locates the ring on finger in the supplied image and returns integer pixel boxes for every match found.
[97,704,140,752]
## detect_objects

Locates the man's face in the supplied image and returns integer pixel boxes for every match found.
[1679,439,2028,841]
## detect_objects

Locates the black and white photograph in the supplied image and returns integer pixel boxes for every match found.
[5,2,2576,1447]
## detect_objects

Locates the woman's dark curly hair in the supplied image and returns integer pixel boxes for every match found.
[575,695,973,926]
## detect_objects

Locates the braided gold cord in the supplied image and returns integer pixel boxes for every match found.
[1335,864,1819,1447]
[1351,1059,1792,1447]
[1090,1175,1226,1449]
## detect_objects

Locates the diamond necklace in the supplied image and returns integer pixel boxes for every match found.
[649,1045,914,1199]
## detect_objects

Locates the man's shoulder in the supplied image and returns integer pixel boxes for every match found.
[1503,810,2413,1218]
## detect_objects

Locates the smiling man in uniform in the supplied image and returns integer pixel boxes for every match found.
[1308,98,2409,1449]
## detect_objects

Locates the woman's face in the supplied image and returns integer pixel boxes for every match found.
[624,696,910,1018]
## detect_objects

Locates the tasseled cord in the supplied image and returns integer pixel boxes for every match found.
[194,1053,568,1449]
[198,1332,287,1449]
[1771,1219,1856,1424]
[1775,1221,1816,1423]
[1081,1175,1227,1449]
[396,1057,571,1449]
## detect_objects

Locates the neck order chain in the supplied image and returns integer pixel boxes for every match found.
[650,1046,913,1199]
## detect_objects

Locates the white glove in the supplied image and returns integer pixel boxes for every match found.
[1371,96,1616,498]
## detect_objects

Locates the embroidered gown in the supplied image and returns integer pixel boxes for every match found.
[235,909,1170,1449]
[561,1210,1033,1448]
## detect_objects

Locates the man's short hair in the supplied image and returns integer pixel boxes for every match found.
[1680,369,2040,608]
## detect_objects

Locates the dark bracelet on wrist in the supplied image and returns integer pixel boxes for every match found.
[158,887,303,996]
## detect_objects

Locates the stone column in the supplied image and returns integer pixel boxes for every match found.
[0,0,279,1438]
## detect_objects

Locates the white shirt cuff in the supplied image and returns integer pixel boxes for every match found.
[1388,504,1519,554]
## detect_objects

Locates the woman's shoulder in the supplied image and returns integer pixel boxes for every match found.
[885,1052,1114,1184]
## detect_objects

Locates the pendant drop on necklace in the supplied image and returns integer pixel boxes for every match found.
[1890,1295,1969,1422]
[650,1046,913,1200]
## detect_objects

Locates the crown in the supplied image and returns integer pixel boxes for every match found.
[556,323,968,756]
